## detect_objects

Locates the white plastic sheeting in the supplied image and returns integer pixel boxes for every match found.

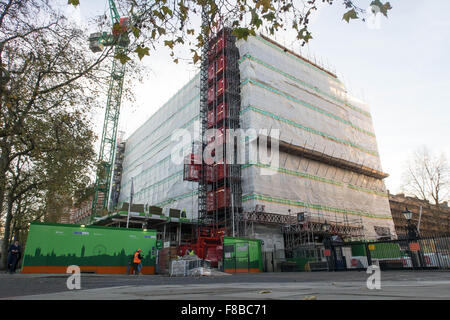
[238,36,381,170]
[241,152,395,239]
[237,36,395,239]
[118,35,396,239]
[119,74,200,219]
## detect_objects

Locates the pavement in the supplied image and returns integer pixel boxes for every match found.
[1,270,449,300]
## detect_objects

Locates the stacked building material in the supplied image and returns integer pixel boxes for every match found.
[170,254,205,276]
[158,246,178,275]
[170,260,189,276]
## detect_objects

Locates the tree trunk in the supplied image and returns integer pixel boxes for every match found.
[1,197,14,270]
[9,219,17,243]
[0,169,6,220]
[0,143,10,221]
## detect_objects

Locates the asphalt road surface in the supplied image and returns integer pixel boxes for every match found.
[1,270,449,300]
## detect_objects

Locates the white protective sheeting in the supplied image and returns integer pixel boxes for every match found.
[237,36,381,171]
[119,35,396,239]
[241,151,396,239]
[235,36,395,239]
[119,74,200,219]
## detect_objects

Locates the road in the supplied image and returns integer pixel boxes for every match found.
[1,270,449,300]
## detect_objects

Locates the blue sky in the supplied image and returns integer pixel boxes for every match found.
[66,0,450,197]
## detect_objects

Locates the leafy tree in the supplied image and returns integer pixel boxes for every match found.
[0,94,98,268]
[71,0,392,63]
[0,0,143,269]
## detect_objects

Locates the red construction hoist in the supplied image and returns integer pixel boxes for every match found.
[178,227,226,267]
[183,27,242,266]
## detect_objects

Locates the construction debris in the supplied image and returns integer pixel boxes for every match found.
[188,267,211,276]
[258,290,272,294]
[170,254,227,277]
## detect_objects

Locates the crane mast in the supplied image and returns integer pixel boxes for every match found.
[89,0,129,221]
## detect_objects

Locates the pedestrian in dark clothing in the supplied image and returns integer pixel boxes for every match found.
[7,241,21,274]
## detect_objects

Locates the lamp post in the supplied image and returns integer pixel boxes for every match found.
[402,207,420,269]
[402,207,419,240]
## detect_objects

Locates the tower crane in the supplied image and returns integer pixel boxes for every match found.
[88,0,130,221]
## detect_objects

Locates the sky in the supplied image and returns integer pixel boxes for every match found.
[63,0,450,197]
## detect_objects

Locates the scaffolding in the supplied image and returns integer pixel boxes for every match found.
[110,138,125,209]
[197,8,209,230]
[282,211,365,251]
[119,28,396,244]
[186,25,242,236]
[236,206,365,250]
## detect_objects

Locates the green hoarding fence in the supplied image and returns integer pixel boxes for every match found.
[351,244,367,257]
[368,242,404,259]
[223,237,263,273]
[285,257,318,271]
[21,222,157,274]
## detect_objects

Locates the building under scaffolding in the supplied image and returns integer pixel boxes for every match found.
[110,30,396,268]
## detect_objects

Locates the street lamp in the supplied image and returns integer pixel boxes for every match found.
[402,207,413,221]
[402,207,421,269]
[402,207,418,240]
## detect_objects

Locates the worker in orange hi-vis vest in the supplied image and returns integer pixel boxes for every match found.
[133,249,144,275]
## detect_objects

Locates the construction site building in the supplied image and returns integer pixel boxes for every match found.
[117,33,397,260]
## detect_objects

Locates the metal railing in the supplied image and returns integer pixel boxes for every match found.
[326,234,450,271]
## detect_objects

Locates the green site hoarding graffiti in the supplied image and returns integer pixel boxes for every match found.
[22,222,157,269]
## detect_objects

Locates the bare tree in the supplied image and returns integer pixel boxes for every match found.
[401,146,449,206]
